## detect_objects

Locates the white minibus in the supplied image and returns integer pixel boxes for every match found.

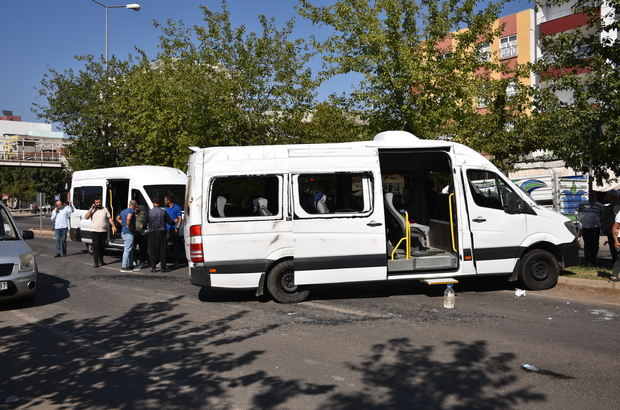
[184,131,579,303]
[70,166,187,254]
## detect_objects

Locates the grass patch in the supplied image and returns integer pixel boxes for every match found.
[560,258,615,281]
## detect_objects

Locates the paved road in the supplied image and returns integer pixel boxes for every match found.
[1,215,620,409]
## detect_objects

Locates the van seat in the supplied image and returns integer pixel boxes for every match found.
[216,196,226,217]
[314,193,329,214]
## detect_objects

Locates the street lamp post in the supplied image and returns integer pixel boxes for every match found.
[91,0,141,70]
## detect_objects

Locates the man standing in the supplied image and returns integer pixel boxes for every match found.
[148,198,174,273]
[116,200,139,273]
[164,195,183,269]
[84,197,116,268]
[601,190,620,263]
[50,197,74,258]
[576,191,604,265]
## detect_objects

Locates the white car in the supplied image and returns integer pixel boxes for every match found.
[0,202,38,303]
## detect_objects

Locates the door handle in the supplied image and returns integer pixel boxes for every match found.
[472,217,486,223]
[367,221,383,227]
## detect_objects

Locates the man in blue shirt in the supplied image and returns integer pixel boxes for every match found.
[50,197,74,257]
[116,200,139,273]
[164,195,182,269]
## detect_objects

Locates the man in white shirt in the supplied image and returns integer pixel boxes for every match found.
[84,197,116,268]
[50,197,74,257]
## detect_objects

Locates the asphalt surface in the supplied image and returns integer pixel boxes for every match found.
[1,213,620,409]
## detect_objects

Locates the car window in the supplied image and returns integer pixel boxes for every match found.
[0,207,18,239]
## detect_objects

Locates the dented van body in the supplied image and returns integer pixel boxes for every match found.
[184,131,580,303]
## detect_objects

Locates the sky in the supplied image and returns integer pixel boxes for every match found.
[0,0,532,128]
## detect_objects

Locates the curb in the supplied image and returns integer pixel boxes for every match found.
[558,276,620,291]
[29,228,55,238]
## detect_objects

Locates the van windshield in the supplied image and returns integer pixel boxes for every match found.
[144,185,186,209]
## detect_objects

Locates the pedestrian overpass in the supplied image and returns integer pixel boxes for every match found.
[0,134,69,168]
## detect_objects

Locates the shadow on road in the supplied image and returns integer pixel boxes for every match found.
[0,272,71,312]
[196,275,518,304]
[0,297,548,408]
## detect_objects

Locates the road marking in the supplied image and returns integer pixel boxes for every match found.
[302,301,388,318]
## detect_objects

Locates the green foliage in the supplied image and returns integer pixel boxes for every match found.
[34,1,323,172]
[0,167,67,202]
[532,0,620,184]
[297,0,539,170]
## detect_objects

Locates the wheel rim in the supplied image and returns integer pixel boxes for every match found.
[529,258,550,281]
[279,270,297,293]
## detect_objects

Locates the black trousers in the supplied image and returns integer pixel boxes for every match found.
[582,227,600,264]
[148,230,167,268]
[168,230,180,265]
[135,233,148,264]
[91,231,107,263]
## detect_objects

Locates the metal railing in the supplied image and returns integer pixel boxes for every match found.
[0,135,69,167]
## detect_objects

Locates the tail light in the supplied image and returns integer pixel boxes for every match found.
[189,225,204,263]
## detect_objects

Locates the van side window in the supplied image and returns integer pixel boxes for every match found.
[73,186,103,210]
[210,175,280,218]
[466,170,514,210]
[296,173,371,215]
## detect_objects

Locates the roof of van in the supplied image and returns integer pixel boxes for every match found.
[72,166,186,184]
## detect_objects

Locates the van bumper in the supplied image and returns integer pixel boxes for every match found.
[559,237,580,268]
[189,266,211,288]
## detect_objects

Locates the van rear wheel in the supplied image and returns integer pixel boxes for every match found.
[518,249,559,290]
[86,243,94,255]
[267,260,310,303]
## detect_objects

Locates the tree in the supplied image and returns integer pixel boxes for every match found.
[0,167,67,205]
[297,0,540,170]
[34,1,324,172]
[532,0,620,184]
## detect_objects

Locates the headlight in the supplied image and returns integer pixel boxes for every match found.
[564,220,578,237]
[19,253,35,272]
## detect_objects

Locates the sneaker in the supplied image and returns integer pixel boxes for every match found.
[120,267,133,273]
[140,262,147,269]
[133,266,142,272]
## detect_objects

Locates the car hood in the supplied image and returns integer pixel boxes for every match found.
[0,240,34,263]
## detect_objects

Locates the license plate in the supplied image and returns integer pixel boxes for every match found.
[0,282,7,291]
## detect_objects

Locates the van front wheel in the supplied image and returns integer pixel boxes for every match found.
[518,249,559,290]
[267,260,310,303]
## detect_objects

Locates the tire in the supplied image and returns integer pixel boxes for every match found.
[86,243,94,255]
[518,249,559,290]
[266,260,310,303]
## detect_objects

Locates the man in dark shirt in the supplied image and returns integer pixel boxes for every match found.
[148,197,175,272]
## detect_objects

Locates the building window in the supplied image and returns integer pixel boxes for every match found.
[500,35,518,59]
[479,42,491,62]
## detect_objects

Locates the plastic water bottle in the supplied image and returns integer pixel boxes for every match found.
[444,284,455,309]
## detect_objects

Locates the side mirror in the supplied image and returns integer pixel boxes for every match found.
[22,230,34,240]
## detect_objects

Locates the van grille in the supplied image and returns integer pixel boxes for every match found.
[0,263,15,276]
